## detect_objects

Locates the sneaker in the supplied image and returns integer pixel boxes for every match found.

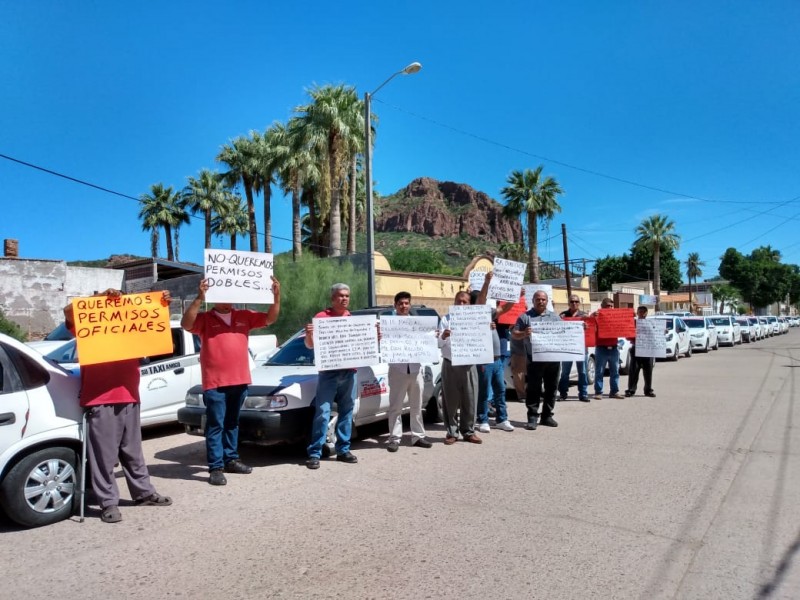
[412,438,433,448]
[496,420,515,432]
[526,420,538,430]
[477,422,491,433]
[624,390,634,398]
[540,416,559,427]
[305,457,320,470]
[578,396,590,403]
[209,469,227,486]
[224,459,253,474]
[386,441,400,453]
[593,393,603,400]
[609,392,624,399]
[336,451,358,464]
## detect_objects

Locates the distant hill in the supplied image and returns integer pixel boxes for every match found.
[67,254,147,268]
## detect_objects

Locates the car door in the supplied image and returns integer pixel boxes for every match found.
[676,319,690,353]
[0,342,31,452]
[137,328,198,425]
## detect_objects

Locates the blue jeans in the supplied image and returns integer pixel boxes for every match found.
[204,385,248,471]
[307,369,356,459]
[477,357,508,424]
[594,346,620,395]
[559,353,589,399]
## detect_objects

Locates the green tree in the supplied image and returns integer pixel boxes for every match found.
[720,246,793,309]
[634,214,680,310]
[685,252,705,311]
[138,183,186,261]
[211,193,249,250]
[628,245,682,292]
[387,248,447,274]
[710,283,740,314]
[217,136,260,252]
[593,254,631,292]
[252,125,285,254]
[0,309,25,341]
[501,166,563,282]
[183,169,228,250]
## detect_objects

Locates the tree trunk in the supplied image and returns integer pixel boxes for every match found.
[174,228,180,262]
[204,208,212,249]
[150,229,159,258]
[263,182,272,253]
[231,234,236,250]
[292,184,302,261]
[347,154,357,255]
[328,141,341,257]
[164,224,174,261]
[528,210,539,282]
[306,188,320,257]
[244,179,258,252]
[653,245,661,312]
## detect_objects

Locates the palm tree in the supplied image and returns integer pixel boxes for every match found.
[710,283,739,314]
[685,252,705,313]
[251,126,285,254]
[217,136,260,252]
[501,166,563,282]
[183,169,228,250]
[138,183,186,261]
[634,214,681,311]
[211,192,249,250]
[140,207,160,258]
[294,84,364,257]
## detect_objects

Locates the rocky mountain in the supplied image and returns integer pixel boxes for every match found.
[375,177,522,243]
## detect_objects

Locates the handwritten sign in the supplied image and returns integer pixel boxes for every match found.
[635,319,667,358]
[72,292,172,366]
[204,249,274,304]
[488,258,526,302]
[530,321,585,362]
[562,316,597,347]
[312,315,379,371]
[523,284,554,313]
[468,270,487,292]
[448,304,493,366]
[379,316,439,364]
[497,296,527,325]
[597,308,636,338]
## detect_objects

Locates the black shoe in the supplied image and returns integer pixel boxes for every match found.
[305,457,320,470]
[337,451,358,464]
[526,420,538,430]
[645,391,657,397]
[578,396,590,403]
[224,459,253,474]
[540,416,559,427]
[209,469,227,486]
[558,394,567,402]
[624,390,634,398]
[412,438,433,448]
[387,441,400,453]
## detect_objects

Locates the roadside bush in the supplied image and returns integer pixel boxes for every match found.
[0,309,26,342]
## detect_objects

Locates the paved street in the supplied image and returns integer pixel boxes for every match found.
[3,332,799,599]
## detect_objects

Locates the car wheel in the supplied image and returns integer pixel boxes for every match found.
[714,339,719,350]
[321,412,338,458]
[619,352,631,376]
[424,382,444,423]
[686,344,692,358]
[0,447,79,528]
[704,340,709,353]
[671,345,679,361]
[586,355,596,385]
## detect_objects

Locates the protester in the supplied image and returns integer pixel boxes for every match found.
[592,297,623,399]
[181,277,281,486]
[384,291,433,452]
[304,283,361,468]
[513,290,562,430]
[438,290,482,444]
[626,305,656,397]
[64,288,173,523]
[558,294,590,402]
[475,272,514,433]
[508,289,528,401]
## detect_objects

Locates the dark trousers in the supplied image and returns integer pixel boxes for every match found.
[86,403,155,509]
[627,349,654,394]
[526,360,560,422]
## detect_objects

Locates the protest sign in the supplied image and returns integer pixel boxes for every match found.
[596,308,636,338]
[468,270,487,292]
[530,321,585,362]
[72,292,172,366]
[379,316,439,364]
[561,316,597,347]
[497,296,527,326]
[523,284,554,312]
[448,304,493,366]
[634,319,667,358]
[204,249,274,304]
[312,315,379,371]
[487,258,526,302]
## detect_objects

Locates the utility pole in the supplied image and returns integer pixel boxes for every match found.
[562,223,572,298]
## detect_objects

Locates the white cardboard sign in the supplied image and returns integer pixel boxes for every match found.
[312,315,379,371]
[635,319,667,358]
[530,321,585,362]
[488,258,526,302]
[448,304,493,366]
[204,249,274,304]
[379,316,439,364]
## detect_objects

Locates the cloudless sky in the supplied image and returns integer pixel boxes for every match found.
[2,2,799,280]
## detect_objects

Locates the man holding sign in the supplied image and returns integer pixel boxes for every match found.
[64,289,173,524]
[625,306,657,398]
[182,277,281,486]
[558,295,590,403]
[591,298,624,400]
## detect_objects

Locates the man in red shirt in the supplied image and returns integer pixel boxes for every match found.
[181,277,281,486]
[64,288,173,524]
[591,297,624,399]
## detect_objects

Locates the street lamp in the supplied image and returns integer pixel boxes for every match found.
[364,61,422,307]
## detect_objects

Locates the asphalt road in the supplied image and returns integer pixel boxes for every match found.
[3,331,800,600]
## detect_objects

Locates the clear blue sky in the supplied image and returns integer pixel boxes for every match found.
[2,2,799,281]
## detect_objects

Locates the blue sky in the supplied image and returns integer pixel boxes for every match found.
[2,2,799,280]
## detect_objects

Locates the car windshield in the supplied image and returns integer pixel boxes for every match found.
[710,317,729,326]
[45,340,78,363]
[44,322,75,341]
[748,318,758,324]
[685,320,705,329]
[266,334,315,366]
[736,319,749,326]
[655,319,674,331]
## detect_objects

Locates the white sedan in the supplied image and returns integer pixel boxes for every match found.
[650,316,692,360]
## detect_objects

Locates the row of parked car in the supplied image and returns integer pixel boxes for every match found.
[1,307,795,527]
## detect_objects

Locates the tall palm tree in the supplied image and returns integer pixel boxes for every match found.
[634,214,681,311]
[501,166,563,282]
[294,84,364,257]
[138,183,186,261]
[183,169,227,250]
[211,192,249,250]
[251,126,284,254]
[685,252,705,313]
[140,206,161,258]
[217,136,260,252]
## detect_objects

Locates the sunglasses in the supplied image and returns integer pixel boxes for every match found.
[569,300,580,303]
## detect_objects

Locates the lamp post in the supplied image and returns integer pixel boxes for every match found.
[364,61,422,307]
